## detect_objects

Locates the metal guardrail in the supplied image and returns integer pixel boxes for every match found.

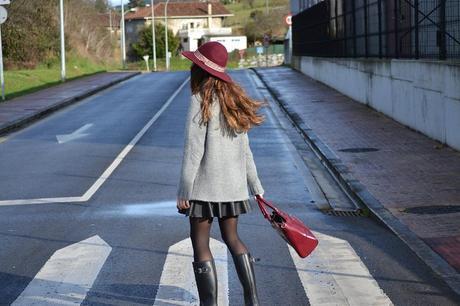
[292,0,460,60]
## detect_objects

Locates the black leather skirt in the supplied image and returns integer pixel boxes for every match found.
[178,199,252,218]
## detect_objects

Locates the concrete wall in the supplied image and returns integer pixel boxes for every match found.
[292,56,460,151]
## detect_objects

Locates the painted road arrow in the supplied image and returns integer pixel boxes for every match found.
[12,235,111,305]
[154,237,229,306]
[56,123,93,144]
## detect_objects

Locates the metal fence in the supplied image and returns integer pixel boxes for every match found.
[292,0,460,60]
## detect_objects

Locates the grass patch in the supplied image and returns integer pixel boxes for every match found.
[4,52,121,102]
[3,54,241,103]
[127,56,240,72]
[223,0,289,32]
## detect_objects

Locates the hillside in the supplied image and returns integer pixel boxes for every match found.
[223,0,289,43]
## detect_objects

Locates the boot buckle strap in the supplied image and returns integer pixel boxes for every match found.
[195,266,211,273]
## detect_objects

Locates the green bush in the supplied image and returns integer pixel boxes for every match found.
[3,1,61,68]
[132,23,180,60]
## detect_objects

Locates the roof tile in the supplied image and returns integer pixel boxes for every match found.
[125,1,232,19]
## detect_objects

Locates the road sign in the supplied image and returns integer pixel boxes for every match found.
[285,14,292,26]
[256,46,264,55]
[0,6,7,24]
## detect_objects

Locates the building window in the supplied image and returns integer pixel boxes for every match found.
[183,38,189,43]
[190,22,194,28]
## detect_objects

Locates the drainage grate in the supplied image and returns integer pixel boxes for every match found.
[402,205,460,215]
[339,147,379,153]
[323,209,366,217]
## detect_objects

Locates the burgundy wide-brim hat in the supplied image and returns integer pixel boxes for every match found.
[182,41,232,83]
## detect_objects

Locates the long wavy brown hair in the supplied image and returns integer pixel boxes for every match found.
[190,63,266,134]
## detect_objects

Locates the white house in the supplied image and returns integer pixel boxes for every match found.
[124,1,246,55]
[203,35,247,52]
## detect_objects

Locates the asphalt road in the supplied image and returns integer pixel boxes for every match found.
[0,70,459,306]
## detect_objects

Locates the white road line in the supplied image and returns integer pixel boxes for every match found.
[0,77,190,207]
[289,231,393,306]
[154,238,229,306]
[12,235,111,306]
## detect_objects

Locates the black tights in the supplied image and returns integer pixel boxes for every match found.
[189,216,249,262]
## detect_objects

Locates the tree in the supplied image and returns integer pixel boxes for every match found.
[95,0,109,13]
[243,0,255,8]
[3,0,61,68]
[244,8,287,43]
[131,22,180,59]
[128,0,145,9]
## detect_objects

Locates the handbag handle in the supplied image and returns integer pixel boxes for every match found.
[255,195,281,219]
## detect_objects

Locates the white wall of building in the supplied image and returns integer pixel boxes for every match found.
[179,28,233,51]
[292,56,460,150]
[206,36,247,52]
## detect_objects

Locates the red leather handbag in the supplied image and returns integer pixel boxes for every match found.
[255,195,318,258]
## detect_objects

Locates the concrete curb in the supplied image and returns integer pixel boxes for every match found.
[252,67,460,297]
[0,71,141,136]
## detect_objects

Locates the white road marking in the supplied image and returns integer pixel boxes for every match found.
[0,77,190,206]
[12,235,111,306]
[154,237,229,306]
[121,201,184,217]
[56,123,93,144]
[289,231,393,306]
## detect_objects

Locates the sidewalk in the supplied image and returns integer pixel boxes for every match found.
[254,66,460,294]
[0,71,140,136]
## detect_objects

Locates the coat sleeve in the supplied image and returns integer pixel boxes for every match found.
[244,132,264,196]
[177,95,207,200]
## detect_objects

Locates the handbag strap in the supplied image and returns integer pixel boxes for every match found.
[255,195,280,219]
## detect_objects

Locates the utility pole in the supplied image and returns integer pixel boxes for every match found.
[59,0,66,81]
[151,0,157,71]
[0,23,3,100]
[0,0,9,101]
[165,0,171,71]
[121,0,126,69]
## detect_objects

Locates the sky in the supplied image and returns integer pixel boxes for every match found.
[109,0,127,6]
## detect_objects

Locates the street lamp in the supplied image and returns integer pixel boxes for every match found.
[164,0,171,71]
[120,3,135,70]
[151,0,157,71]
[59,0,66,81]
[121,0,125,69]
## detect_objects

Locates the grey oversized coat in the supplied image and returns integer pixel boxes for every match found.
[177,94,264,202]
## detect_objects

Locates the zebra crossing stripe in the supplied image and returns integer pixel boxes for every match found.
[288,231,393,306]
[154,237,229,306]
[12,235,111,306]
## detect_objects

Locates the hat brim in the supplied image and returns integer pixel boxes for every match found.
[182,51,233,83]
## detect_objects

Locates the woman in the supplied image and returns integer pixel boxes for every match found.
[176,41,265,306]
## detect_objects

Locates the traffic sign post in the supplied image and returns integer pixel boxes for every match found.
[0,1,9,101]
[285,13,293,65]
[263,33,270,67]
[143,55,150,72]
[238,49,245,60]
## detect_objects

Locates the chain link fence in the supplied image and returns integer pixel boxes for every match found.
[292,0,460,60]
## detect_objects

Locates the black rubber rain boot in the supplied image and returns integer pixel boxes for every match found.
[192,259,218,306]
[231,252,260,306]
